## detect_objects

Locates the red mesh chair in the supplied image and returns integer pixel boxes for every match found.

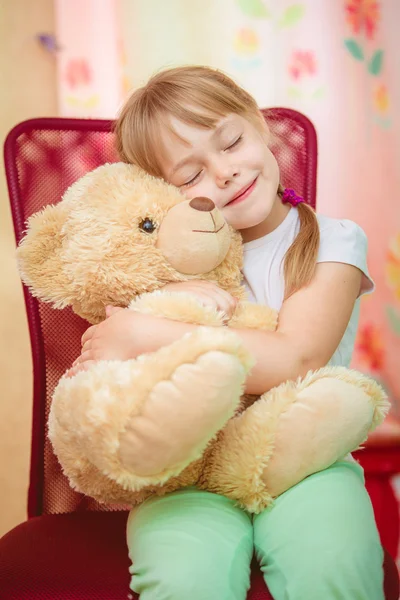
[1,110,398,600]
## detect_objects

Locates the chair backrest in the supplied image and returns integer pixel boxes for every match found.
[4,109,317,518]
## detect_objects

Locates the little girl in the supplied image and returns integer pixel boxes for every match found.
[74,66,384,599]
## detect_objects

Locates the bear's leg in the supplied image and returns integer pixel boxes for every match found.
[200,367,388,513]
[50,327,252,492]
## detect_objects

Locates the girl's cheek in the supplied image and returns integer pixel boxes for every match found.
[187,180,215,201]
[182,187,204,201]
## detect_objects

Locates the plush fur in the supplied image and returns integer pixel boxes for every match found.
[17,163,389,513]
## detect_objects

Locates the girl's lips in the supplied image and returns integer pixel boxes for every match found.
[227,176,258,207]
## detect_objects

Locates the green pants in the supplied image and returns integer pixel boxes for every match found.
[126,461,384,599]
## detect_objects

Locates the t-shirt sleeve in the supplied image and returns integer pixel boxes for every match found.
[317,218,374,297]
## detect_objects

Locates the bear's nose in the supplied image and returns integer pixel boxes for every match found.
[189,197,215,212]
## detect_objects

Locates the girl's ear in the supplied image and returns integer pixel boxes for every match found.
[17,202,71,308]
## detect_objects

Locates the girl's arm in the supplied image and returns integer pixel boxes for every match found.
[72,262,362,394]
[243,261,362,392]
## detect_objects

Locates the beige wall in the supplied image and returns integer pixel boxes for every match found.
[0,0,57,536]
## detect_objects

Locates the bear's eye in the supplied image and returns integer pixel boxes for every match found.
[139,218,156,234]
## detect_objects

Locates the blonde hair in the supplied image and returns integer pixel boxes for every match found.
[114,66,319,298]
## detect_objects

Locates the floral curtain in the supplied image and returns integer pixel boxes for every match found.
[54,0,123,118]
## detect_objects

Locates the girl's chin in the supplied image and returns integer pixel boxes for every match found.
[236,209,272,230]
[230,218,268,235]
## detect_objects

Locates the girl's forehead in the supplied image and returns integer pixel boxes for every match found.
[161,113,244,147]
[164,117,205,147]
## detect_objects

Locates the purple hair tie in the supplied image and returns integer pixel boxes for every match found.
[282,188,304,207]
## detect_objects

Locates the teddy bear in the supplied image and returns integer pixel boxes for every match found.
[17,162,389,513]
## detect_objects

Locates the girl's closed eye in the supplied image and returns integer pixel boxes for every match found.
[181,170,203,188]
[224,135,243,151]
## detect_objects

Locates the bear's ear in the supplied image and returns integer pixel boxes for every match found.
[17,202,72,308]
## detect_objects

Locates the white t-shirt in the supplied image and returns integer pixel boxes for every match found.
[242,207,374,367]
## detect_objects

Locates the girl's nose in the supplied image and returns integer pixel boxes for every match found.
[215,166,240,188]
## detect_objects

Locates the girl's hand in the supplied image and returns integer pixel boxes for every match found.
[163,280,238,321]
[65,281,237,378]
[66,306,139,377]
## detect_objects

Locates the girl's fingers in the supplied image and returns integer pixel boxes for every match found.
[193,291,220,309]
[105,305,124,318]
[65,360,96,379]
[163,280,238,318]
[73,350,94,366]
[201,286,237,318]
[81,325,96,347]
[81,339,92,354]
